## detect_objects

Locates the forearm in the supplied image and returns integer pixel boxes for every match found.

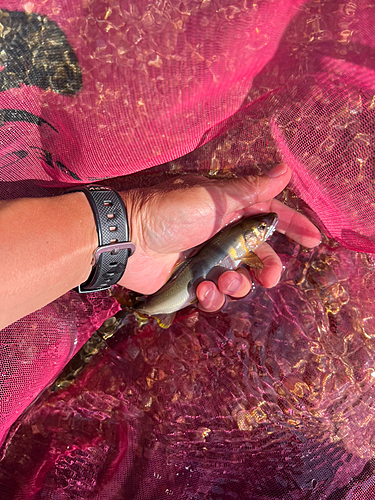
[0,193,97,330]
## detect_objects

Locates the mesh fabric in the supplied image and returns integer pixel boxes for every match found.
[0,0,375,498]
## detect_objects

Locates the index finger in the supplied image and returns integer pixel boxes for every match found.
[243,198,321,248]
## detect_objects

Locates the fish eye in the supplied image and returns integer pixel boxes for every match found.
[258,222,267,230]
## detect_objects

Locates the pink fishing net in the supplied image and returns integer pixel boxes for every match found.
[1,0,375,498]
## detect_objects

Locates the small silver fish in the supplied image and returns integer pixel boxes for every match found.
[135,213,278,328]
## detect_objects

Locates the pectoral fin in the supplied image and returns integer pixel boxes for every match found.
[241,252,264,270]
[153,312,176,329]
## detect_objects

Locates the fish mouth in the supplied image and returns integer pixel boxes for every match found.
[264,213,279,241]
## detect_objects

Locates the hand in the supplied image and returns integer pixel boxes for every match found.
[118,163,321,312]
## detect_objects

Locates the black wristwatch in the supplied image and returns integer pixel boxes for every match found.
[65,185,135,293]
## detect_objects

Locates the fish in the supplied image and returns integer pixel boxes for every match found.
[134,213,278,328]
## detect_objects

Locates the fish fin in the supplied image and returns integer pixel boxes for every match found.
[241,252,264,270]
[133,311,150,327]
[153,312,176,329]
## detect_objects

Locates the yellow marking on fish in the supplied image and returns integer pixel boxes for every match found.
[228,245,239,261]
[134,311,149,327]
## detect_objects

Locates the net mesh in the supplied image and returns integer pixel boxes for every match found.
[0,0,375,498]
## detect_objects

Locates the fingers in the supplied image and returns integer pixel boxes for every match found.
[196,280,226,312]
[253,242,283,288]
[196,242,285,312]
[196,268,254,312]
[196,272,249,314]
[269,200,322,248]
[217,267,253,298]
[196,269,253,311]
[242,198,321,248]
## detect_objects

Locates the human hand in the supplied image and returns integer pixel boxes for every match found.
[118,163,321,312]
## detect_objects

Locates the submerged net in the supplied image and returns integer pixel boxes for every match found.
[0,0,375,498]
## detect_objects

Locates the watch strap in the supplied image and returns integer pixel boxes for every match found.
[65,185,135,293]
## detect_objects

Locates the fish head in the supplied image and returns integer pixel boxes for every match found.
[243,213,278,251]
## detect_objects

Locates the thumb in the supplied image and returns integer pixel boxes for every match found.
[203,163,291,229]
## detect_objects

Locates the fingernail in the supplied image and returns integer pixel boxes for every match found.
[266,163,288,178]
[226,278,239,293]
[203,287,215,301]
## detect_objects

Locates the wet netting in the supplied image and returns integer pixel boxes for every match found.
[1,0,375,498]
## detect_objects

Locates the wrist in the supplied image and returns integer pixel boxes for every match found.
[62,192,98,284]
[66,186,136,292]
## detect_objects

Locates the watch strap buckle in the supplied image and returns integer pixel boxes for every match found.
[93,241,136,265]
